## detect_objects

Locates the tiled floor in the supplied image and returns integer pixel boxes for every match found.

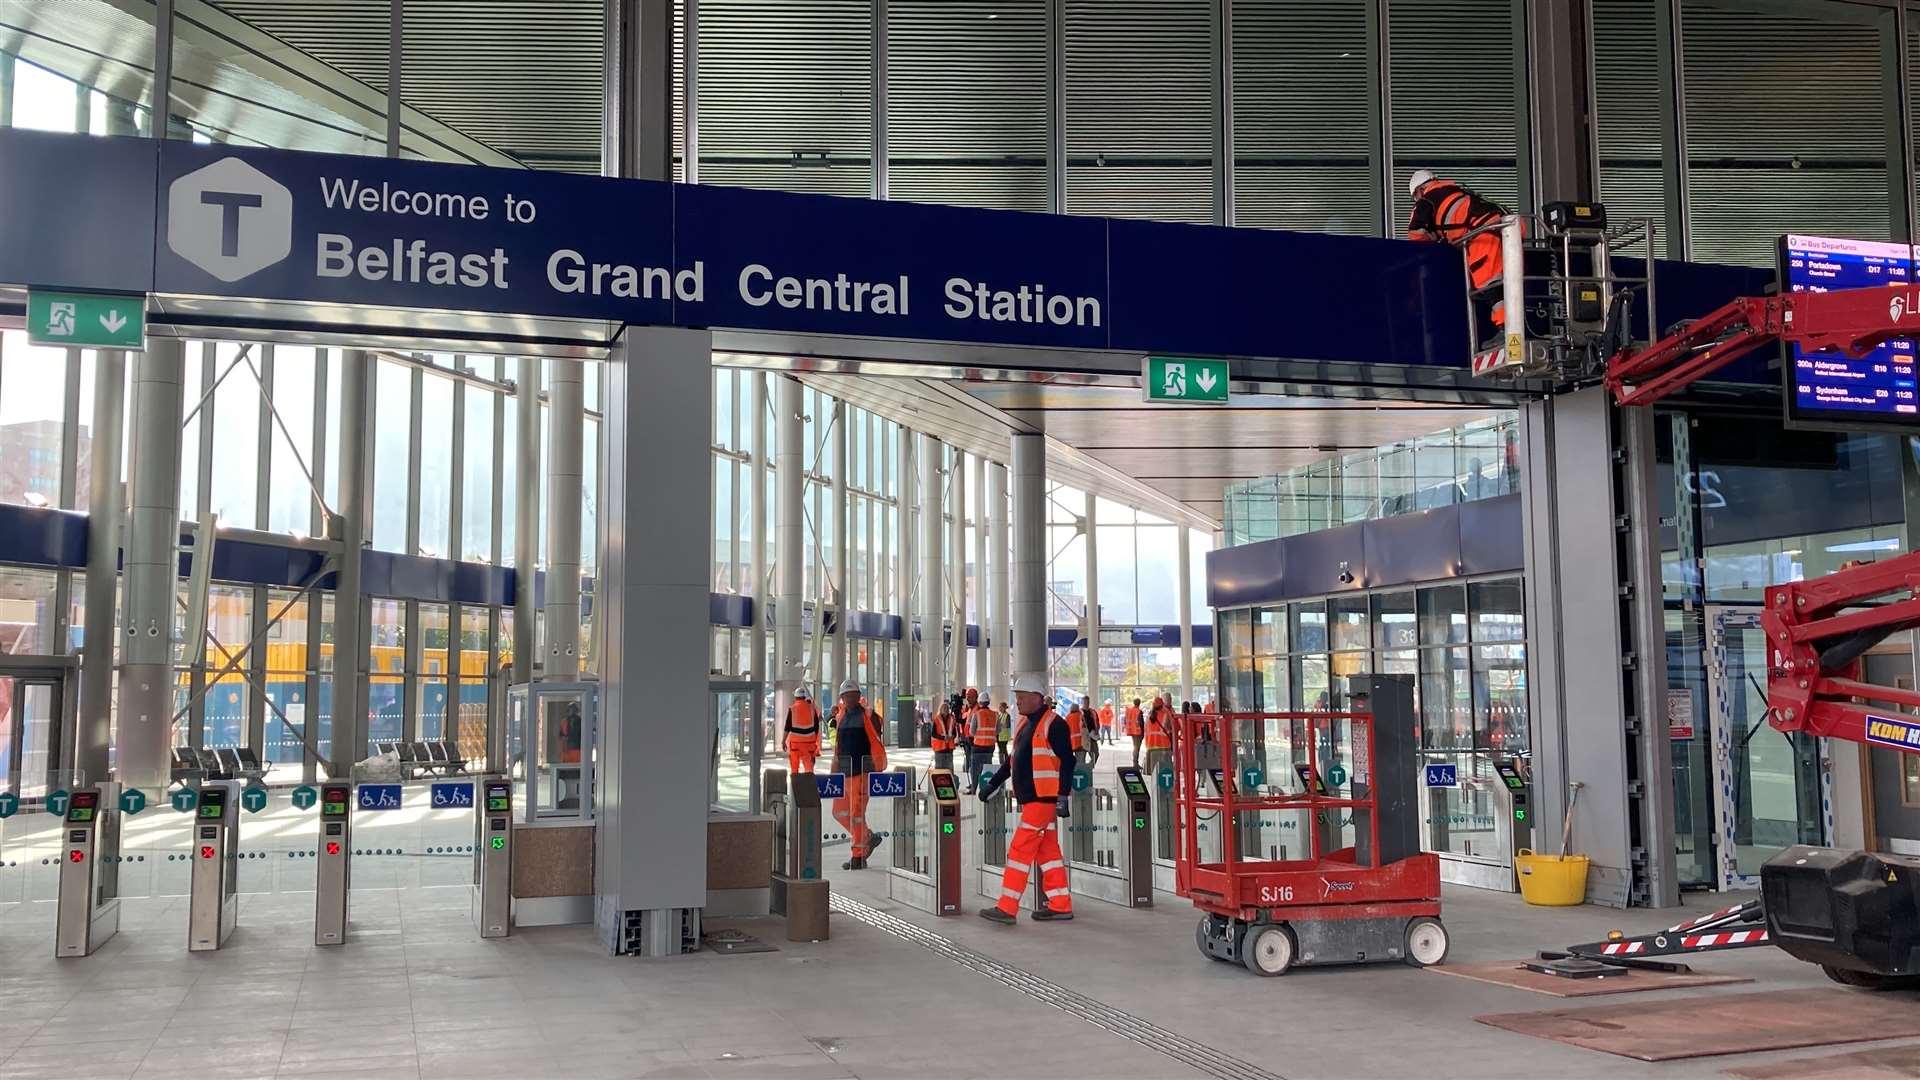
[2,768,1917,1079]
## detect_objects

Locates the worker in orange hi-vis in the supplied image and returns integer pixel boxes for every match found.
[829,679,888,871]
[1408,169,1514,327]
[978,672,1076,925]
[1098,699,1116,745]
[780,686,821,775]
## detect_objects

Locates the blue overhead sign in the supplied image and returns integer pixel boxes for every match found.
[2,129,1475,371]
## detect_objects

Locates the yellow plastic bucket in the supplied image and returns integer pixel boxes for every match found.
[1515,849,1589,906]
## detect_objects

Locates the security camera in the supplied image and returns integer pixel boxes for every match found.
[1337,561,1355,585]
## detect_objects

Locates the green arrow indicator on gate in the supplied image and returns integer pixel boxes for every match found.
[169,786,198,813]
[0,792,17,818]
[46,790,69,816]
[290,785,318,811]
[241,785,268,814]
[27,289,146,349]
[118,788,148,816]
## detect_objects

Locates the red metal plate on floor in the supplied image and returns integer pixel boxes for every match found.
[1431,960,1751,997]
[1725,1043,1920,1078]
[1475,989,1920,1061]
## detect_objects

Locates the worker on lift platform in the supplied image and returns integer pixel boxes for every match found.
[978,672,1076,925]
[1408,169,1512,326]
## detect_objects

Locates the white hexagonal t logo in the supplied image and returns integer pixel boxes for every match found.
[167,158,293,282]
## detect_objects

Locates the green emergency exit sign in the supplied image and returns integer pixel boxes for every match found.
[1143,356,1229,404]
[27,289,146,349]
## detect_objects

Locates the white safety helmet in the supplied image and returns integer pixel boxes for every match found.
[839,678,861,696]
[1012,672,1046,696]
[1409,169,1436,197]
[793,687,810,700]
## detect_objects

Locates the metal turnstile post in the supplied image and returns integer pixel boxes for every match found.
[54,784,120,958]
[188,781,241,951]
[473,777,513,938]
[314,782,353,946]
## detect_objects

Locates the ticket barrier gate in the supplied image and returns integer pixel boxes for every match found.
[314,782,352,946]
[1115,766,1154,907]
[1495,759,1532,852]
[473,777,512,938]
[188,781,241,951]
[767,768,824,887]
[887,767,962,915]
[54,784,120,958]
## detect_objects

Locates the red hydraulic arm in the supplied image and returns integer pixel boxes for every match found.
[1763,557,1920,754]
[1604,283,1920,408]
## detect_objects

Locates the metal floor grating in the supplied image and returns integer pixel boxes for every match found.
[829,893,1285,1080]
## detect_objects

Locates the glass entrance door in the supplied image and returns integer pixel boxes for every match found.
[708,681,764,814]
[1704,606,1826,889]
[0,672,66,798]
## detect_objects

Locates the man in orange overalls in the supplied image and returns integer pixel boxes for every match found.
[1408,170,1512,326]
[978,672,1075,925]
[780,687,820,775]
[830,679,888,870]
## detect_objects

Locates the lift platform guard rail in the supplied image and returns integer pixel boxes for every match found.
[1175,692,1446,977]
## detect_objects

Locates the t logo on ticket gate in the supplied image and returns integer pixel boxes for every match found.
[867,771,909,798]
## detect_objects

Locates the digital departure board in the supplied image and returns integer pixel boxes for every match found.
[66,791,98,823]
[1780,234,1919,430]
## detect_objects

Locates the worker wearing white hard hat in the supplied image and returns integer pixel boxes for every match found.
[781,685,822,776]
[829,678,887,870]
[1409,168,1436,197]
[978,673,1075,925]
[1406,168,1514,327]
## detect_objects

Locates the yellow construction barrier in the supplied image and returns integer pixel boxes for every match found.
[1516,849,1589,906]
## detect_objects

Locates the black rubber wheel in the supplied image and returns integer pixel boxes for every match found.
[1822,964,1919,991]
[1241,923,1297,976]
[1196,916,1227,961]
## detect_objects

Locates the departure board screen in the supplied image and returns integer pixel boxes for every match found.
[1780,234,1919,430]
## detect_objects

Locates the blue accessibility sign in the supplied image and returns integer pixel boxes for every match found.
[430,782,475,808]
[1424,764,1459,788]
[357,784,403,811]
[867,772,909,798]
[816,773,846,799]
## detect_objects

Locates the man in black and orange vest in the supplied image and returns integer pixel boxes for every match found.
[781,686,821,776]
[830,679,888,870]
[965,692,1000,794]
[1408,170,1512,326]
[978,672,1075,925]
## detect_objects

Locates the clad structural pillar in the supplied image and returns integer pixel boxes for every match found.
[949,451,966,687]
[775,376,804,714]
[546,361,585,680]
[972,454,987,689]
[330,350,372,775]
[76,348,125,784]
[1009,434,1046,683]
[114,338,184,794]
[597,326,712,954]
[1083,489,1099,708]
[918,434,945,710]
[988,462,1011,706]
[514,359,542,685]
[831,399,850,689]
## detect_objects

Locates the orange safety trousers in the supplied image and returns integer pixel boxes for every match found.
[833,780,874,858]
[996,801,1072,915]
[787,741,819,776]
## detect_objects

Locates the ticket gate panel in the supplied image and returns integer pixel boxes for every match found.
[54,786,120,958]
[1115,767,1154,907]
[188,782,240,951]
[929,769,961,914]
[473,777,512,938]
[314,782,352,946]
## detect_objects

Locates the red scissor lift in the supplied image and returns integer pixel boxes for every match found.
[1176,706,1447,976]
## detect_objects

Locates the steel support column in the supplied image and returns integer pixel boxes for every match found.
[919,434,944,709]
[514,359,541,685]
[1525,0,1596,205]
[831,398,849,688]
[1082,489,1098,710]
[1010,434,1046,684]
[116,339,185,793]
[972,452,986,691]
[749,372,768,690]
[896,425,914,725]
[988,462,1011,706]
[76,348,125,784]
[546,362,584,680]
[604,0,674,181]
[330,350,372,776]
[949,449,965,689]
[1178,525,1193,707]
[775,376,804,712]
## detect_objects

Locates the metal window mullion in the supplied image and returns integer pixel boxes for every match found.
[874,0,889,200]
[197,343,215,519]
[1657,0,1689,260]
[386,0,402,158]
[492,378,506,566]
[1372,0,1392,238]
[1889,1,1914,244]
[311,349,329,539]
[1047,0,1066,214]
[248,586,268,754]
[58,349,80,509]
[446,599,461,745]
[730,370,741,590]
[685,0,700,182]
[450,371,466,562]
[403,597,420,743]
[256,344,274,530]
[407,364,423,556]
[1214,0,1233,226]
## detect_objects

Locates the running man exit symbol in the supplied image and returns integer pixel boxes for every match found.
[1143,356,1229,404]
